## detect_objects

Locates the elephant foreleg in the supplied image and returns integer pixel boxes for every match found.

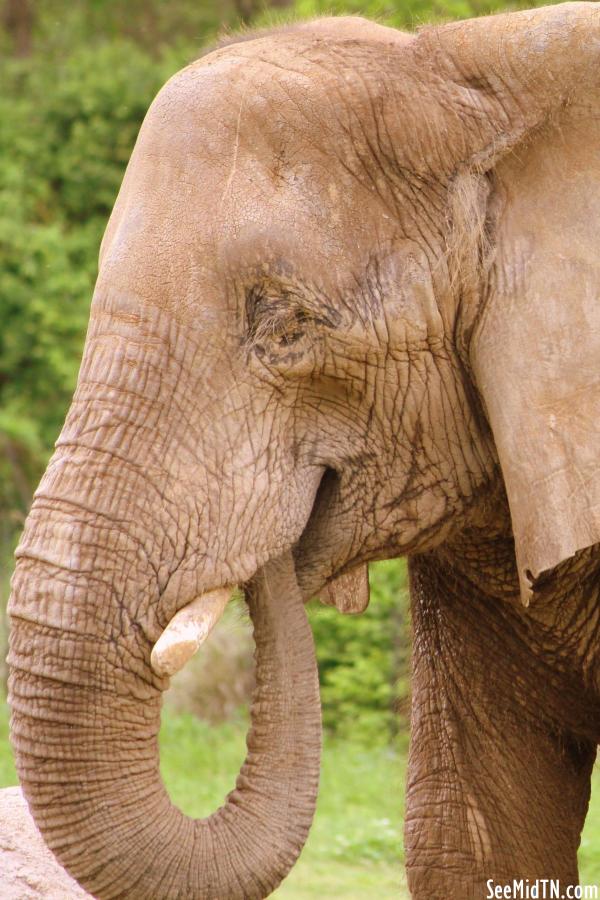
[405,548,596,900]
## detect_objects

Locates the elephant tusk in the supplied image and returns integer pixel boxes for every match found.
[150,587,232,677]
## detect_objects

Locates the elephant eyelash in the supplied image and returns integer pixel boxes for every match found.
[245,286,337,353]
[249,303,311,348]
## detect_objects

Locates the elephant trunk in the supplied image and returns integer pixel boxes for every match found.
[8,539,321,899]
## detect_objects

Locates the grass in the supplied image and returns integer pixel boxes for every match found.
[1,703,599,895]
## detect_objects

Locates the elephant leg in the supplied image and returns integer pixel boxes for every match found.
[405,549,596,900]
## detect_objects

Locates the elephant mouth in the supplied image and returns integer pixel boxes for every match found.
[151,466,344,679]
[293,465,350,595]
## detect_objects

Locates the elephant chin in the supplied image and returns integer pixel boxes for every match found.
[8,552,322,900]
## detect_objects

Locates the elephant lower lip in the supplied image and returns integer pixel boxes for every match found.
[150,586,233,677]
[293,466,344,591]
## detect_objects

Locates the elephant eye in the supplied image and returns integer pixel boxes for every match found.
[245,284,338,361]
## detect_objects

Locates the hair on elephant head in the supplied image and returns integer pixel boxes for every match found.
[8,4,600,898]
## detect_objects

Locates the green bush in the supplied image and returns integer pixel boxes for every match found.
[269,0,563,29]
[310,559,409,742]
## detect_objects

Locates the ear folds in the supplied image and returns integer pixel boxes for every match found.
[470,111,600,601]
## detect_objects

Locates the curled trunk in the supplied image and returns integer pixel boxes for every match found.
[9,553,321,900]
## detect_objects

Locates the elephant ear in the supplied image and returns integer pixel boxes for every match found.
[471,125,600,602]
[425,5,600,601]
[320,565,370,614]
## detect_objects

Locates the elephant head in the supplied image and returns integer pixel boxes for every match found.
[8,5,600,897]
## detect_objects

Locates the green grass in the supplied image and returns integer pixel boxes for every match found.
[0,701,16,786]
[1,703,599,895]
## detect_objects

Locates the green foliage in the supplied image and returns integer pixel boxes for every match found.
[292,0,562,28]
[310,559,409,741]
[0,0,244,58]
[0,702,16,787]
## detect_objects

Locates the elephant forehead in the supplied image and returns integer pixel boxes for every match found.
[128,29,435,203]
[98,52,408,324]
[138,49,350,174]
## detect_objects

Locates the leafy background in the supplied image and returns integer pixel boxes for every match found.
[0,1,598,896]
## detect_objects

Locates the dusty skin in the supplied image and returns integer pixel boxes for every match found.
[7,3,600,898]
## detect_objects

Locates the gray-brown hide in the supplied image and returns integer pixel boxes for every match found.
[7,4,600,898]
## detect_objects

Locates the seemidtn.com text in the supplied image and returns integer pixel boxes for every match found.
[487,882,599,900]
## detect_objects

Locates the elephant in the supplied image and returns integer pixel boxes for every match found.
[7,2,600,897]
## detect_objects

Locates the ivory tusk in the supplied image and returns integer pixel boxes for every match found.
[150,587,232,678]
